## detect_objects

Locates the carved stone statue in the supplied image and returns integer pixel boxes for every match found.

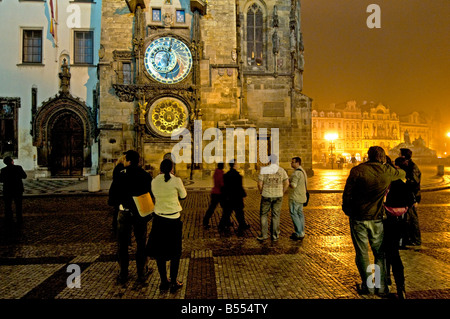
[404,130,411,144]
[59,58,71,94]
[272,30,280,55]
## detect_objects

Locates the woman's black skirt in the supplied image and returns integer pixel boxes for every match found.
[146,214,182,260]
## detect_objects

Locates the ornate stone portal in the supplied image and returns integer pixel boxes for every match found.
[33,59,96,176]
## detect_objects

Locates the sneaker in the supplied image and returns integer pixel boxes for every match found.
[170,280,183,293]
[290,233,304,241]
[257,235,269,241]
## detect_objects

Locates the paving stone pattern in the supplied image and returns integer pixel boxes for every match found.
[1,188,450,300]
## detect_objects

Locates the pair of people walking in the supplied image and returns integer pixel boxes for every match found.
[343,146,421,299]
[112,150,186,293]
[203,161,250,234]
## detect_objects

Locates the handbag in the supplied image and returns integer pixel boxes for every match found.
[133,192,154,217]
[298,168,310,207]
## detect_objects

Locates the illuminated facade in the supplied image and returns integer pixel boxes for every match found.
[312,101,431,166]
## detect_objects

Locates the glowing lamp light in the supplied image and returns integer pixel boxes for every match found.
[446,132,450,138]
[325,133,338,141]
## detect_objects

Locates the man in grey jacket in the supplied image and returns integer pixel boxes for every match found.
[343,146,405,296]
[288,157,308,240]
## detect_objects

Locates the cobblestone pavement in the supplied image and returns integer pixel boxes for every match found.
[1,187,450,303]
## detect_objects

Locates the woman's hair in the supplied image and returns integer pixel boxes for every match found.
[160,159,173,182]
[394,156,409,170]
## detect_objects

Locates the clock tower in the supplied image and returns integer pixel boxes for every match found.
[98,0,313,179]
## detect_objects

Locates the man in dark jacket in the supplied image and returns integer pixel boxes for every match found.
[400,148,422,246]
[0,156,27,225]
[343,146,405,296]
[218,161,250,233]
[116,150,153,284]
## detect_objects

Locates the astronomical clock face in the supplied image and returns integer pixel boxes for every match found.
[146,97,189,137]
[144,37,193,84]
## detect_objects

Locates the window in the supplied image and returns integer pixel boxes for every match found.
[23,30,42,63]
[176,10,185,23]
[123,62,132,84]
[0,98,20,158]
[246,3,263,66]
[74,31,93,64]
[152,8,161,21]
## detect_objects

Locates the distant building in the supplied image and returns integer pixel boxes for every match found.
[0,0,101,177]
[312,101,431,166]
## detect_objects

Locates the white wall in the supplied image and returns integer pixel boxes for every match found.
[0,0,101,172]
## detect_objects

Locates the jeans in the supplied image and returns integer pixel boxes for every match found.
[259,197,282,240]
[349,218,388,293]
[117,210,148,278]
[289,200,305,237]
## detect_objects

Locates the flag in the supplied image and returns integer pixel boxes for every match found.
[49,0,58,44]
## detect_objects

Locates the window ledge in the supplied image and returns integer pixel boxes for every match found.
[16,63,45,67]
[72,64,96,67]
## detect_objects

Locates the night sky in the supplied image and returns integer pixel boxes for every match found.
[301,0,449,119]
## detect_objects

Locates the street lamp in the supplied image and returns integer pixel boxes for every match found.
[325,133,338,169]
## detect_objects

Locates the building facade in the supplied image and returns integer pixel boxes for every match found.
[0,0,101,177]
[312,101,431,166]
[98,0,312,178]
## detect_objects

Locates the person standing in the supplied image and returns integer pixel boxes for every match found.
[0,156,27,225]
[218,161,250,234]
[116,150,153,284]
[257,154,289,241]
[146,159,187,292]
[400,148,422,247]
[203,162,225,229]
[108,155,126,231]
[384,156,415,300]
[288,157,308,241]
[342,146,406,296]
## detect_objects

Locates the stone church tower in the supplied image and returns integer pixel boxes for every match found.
[98,0,312,178]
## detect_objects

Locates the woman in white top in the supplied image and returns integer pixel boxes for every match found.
[146,159,187,292]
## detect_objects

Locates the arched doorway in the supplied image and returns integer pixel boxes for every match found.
[50,113,84,176]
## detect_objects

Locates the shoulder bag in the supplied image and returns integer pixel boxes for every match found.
[133,192,154,217]
[297,168,310,207]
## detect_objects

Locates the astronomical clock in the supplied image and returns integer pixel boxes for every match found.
[143,36,193,137]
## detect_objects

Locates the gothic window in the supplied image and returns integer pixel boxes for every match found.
[74,31,94,64]
[123,62,132,84]
[23,29,42,63]
[246,3,264,66]
[0,98,20,158]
